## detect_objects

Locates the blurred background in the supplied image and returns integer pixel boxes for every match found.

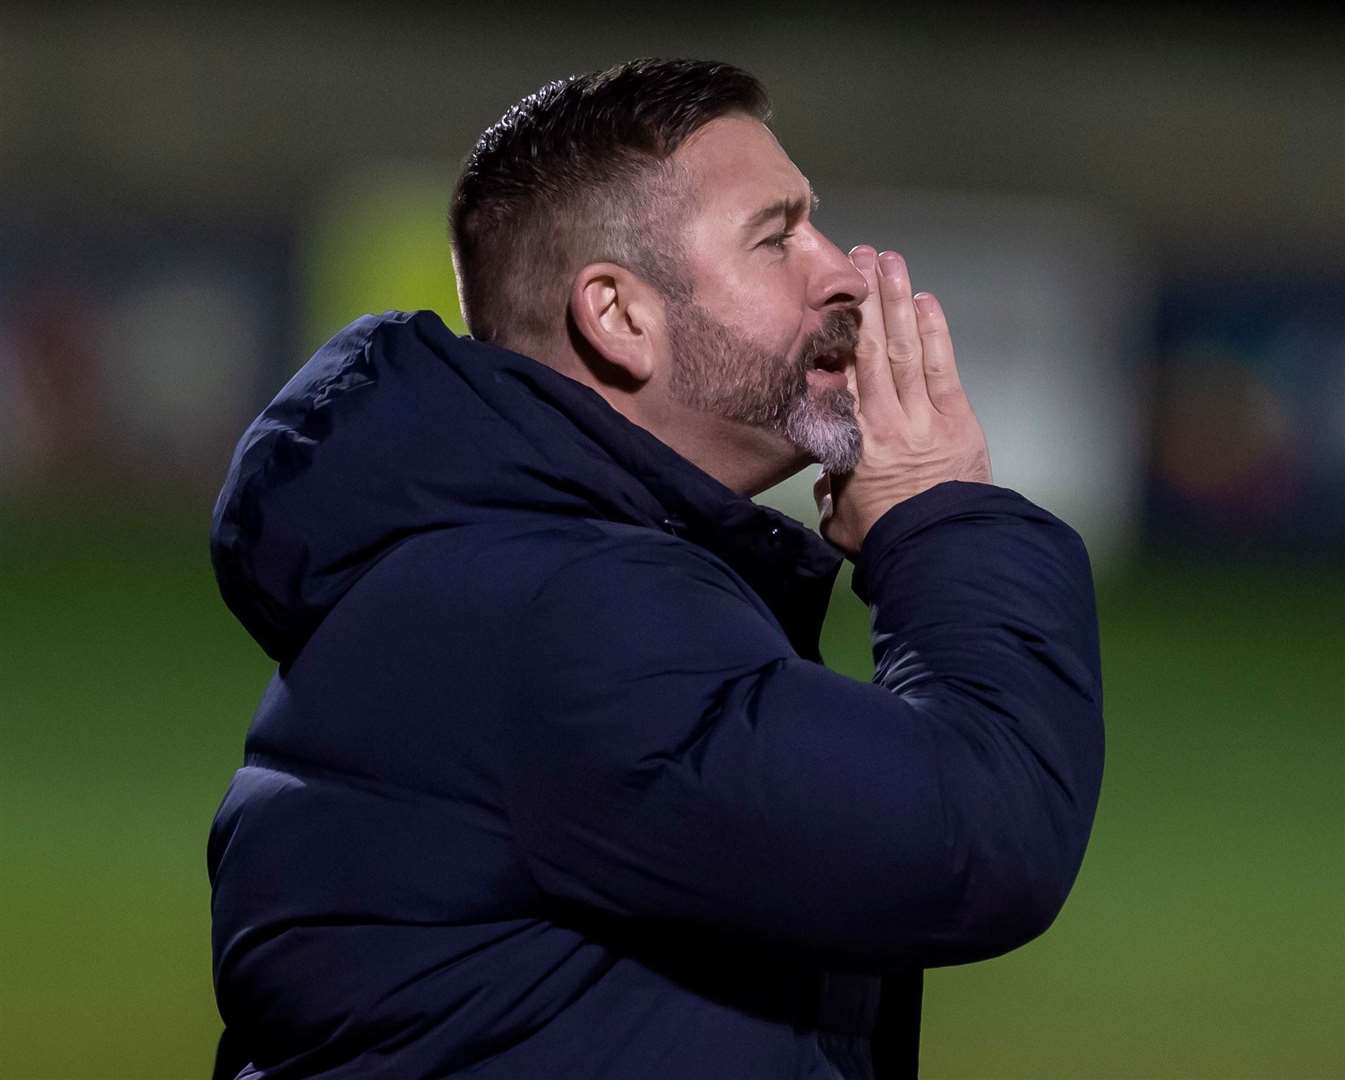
[1,5,1341,1077]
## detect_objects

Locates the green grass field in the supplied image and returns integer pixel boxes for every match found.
[2,507,1341,1079]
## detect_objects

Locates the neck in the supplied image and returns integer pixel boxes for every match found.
[637,405,808,496]
[536,354,806,497]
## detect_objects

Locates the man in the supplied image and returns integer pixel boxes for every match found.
[209,59,1103,1079]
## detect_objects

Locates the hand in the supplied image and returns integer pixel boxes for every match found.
[815,247,992,557]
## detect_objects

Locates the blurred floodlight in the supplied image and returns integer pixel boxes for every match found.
[303,165,465,361]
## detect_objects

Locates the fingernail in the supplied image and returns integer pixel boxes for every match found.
[850,246,876,270]
[878,251,902,280]
[913,292,939,316]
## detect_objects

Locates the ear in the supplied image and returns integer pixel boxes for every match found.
[568,262,663,385]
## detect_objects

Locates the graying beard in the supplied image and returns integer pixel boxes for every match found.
[664,297,863,471]
[785,388,862,473]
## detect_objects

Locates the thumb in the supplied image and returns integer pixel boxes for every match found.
[812,468,832,515]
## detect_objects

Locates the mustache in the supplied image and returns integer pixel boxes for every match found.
[799,308,861,367]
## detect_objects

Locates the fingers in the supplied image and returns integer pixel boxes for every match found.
[875,252,932,417]
[849,245,963,417]
[912,292,967,413]
[847,246,901,416]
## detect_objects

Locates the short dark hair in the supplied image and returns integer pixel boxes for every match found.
[450,58,770,351]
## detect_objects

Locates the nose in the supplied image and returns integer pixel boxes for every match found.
[805,228,869,311]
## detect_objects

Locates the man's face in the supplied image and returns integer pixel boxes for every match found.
[660,115,869,473]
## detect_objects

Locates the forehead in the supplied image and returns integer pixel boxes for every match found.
[673,115,809,221]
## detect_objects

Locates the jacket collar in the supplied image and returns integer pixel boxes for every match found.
[212,311,842,663]
[485,325,844,661]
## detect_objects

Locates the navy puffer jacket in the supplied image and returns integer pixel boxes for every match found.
[208,310,1104,1079]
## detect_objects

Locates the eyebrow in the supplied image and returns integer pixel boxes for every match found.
[743,185,820,233]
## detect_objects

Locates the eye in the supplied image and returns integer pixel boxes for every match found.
[761,230,795,252]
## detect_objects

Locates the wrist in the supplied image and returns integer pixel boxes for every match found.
[850,481,1009,602]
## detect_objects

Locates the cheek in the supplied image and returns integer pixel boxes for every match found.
[752,293,808,357]
[703,269,807,354]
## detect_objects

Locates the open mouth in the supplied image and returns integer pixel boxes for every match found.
[804,347,853,392]
[809,347,851,374]
[802,312,860,385]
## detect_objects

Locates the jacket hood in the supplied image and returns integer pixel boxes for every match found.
[211,310,841,664]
